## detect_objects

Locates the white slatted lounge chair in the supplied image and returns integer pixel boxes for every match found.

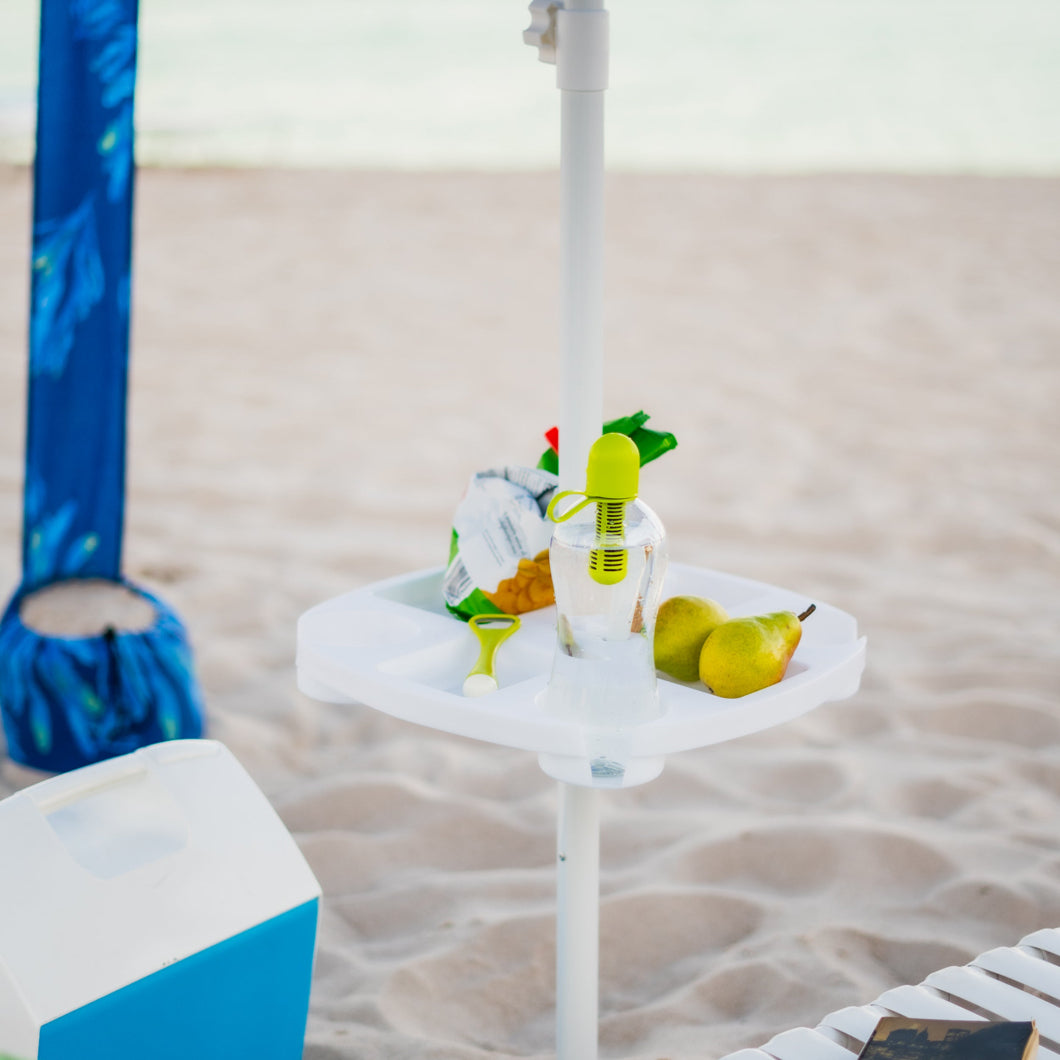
[718,927,1060,1060]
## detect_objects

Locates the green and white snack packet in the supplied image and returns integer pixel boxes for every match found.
[443,466,559,621]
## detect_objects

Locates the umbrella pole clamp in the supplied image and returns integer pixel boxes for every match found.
[525,0,610,93]
[524,0,560,63]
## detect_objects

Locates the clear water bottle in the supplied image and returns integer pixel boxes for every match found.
[541,433,668,785]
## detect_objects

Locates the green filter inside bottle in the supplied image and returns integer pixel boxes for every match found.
[585,434,639,586]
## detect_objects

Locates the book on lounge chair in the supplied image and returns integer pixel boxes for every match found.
[856,1017,1039,1059]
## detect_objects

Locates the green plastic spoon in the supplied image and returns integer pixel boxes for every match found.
[463,613,521,697]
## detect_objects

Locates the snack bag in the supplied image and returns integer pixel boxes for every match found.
[443,466,559,621]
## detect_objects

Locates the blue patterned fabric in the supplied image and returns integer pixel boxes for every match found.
[0,0,205,772]
[0,582,204,774]
[25,0,139,581]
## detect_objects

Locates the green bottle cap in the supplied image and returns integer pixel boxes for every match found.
[585,433,639,500]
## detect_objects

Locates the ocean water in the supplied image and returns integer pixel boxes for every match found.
[1,0,1058,172]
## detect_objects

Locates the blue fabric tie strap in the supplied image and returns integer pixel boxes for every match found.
[26,0,139,583]
[0,0,205,773]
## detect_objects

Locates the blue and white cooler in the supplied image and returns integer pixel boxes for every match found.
[0,740,321,1060]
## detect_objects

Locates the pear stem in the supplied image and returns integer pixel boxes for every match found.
[798,604,817,622]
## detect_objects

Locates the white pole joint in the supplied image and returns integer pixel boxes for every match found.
[556,9,609,92]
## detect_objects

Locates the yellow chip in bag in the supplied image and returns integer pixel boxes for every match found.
[482,550,554,614]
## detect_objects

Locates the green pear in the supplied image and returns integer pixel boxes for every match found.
[698,605,816,698]
[653,595,730,682]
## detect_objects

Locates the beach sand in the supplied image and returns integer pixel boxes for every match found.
[0,165,1058,1058]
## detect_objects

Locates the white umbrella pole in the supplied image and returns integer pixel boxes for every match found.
[557,0,607,492]
[556,781,601,1060]
[525,4,609,1056]
[553,4,610,1059]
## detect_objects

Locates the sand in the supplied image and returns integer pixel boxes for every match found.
[18,579,159,637]
[0,165,1059,1058]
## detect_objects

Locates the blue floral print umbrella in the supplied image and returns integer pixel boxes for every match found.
[0,0,204,773]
